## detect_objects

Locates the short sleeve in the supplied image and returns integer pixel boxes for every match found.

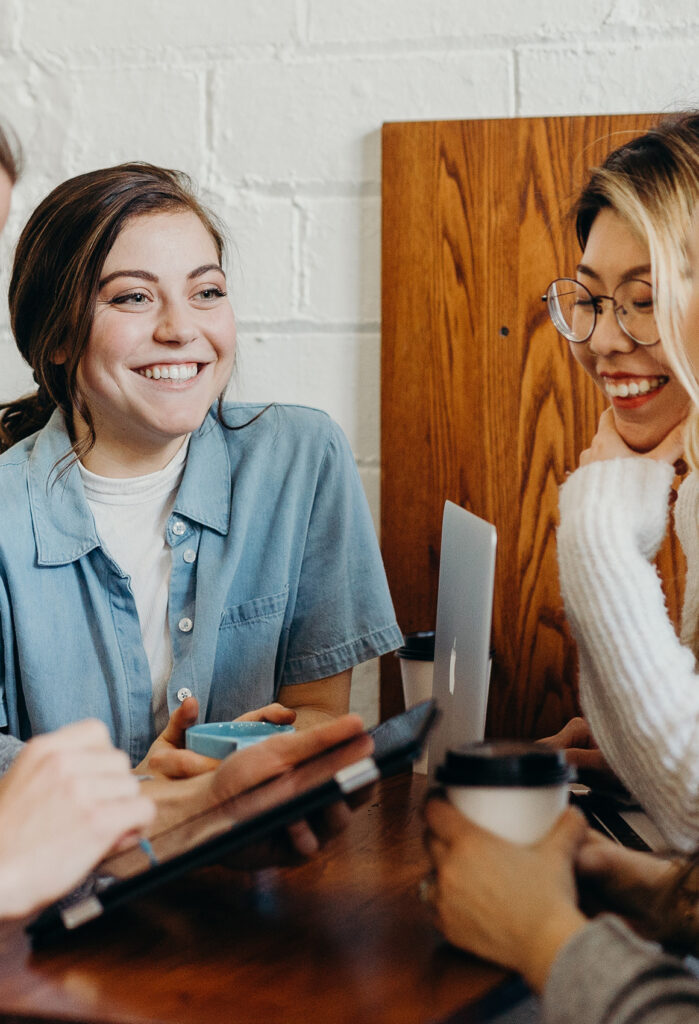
[281,419,402,684]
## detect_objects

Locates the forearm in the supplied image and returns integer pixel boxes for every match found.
[558,460,699,850]
[543,915,699,1024]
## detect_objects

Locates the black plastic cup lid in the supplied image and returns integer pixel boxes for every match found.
[395,630,435,662]
[436,741,573,788]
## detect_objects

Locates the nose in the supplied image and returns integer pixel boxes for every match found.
[152,300,197,346]
[587,302,637,357]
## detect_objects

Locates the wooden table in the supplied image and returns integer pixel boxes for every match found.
[0,774,526,1024]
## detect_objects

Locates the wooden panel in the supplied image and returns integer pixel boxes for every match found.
[381,114,684,737]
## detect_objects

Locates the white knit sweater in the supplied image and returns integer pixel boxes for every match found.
[557,458,699,851]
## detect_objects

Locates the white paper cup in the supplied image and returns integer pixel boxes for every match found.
[436,741,572,844]
[396,632,434,773]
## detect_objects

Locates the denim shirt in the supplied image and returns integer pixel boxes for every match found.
[0,403,402,764]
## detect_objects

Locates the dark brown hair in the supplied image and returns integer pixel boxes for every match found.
[0,162,228,458]
[0,120,21,183]
[573,111,699,249]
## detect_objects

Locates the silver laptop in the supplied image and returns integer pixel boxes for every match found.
[428,501,497,774]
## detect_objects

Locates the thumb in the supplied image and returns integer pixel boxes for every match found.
[159,696,200,747]
[651,418,687,464]
[540,807,588,855]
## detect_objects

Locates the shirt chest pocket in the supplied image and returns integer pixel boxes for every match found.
[212,587,290,717]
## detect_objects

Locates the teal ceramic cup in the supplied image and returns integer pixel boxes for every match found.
[186,721,295,759]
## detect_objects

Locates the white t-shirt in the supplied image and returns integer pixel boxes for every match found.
[79,441,189,733]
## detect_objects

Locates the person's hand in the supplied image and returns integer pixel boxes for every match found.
[575,830,691,946]
[538,717,626,793]
[135,700,299,780]
[130,713,371,869]
[210,713,371,860]
[423,798,588,993]
[134,697,220,779]
[0,720,155,919]
[580,408,686,467]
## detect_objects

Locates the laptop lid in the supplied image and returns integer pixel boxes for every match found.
[428,501,497,774]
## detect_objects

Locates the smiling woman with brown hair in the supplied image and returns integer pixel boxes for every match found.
[0,160,401,772]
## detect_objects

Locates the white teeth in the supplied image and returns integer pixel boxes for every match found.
[605,376,668,399]
[136,363,199,381]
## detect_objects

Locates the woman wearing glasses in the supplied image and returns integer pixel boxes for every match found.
[540,113,699,851]
[422,115,699,1022]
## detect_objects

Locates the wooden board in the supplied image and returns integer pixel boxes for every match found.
[380,114,685,736]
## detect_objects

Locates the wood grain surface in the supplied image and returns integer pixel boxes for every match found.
[381,114,684,735]
[0,775,520,1024]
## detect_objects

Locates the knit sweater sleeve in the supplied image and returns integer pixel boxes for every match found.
[543,915,699,1024]
[557,458,699,851]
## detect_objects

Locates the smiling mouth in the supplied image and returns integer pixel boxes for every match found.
[135,362,200,381]
[603,375,668,399]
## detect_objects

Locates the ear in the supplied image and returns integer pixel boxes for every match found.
[50,348,68,366]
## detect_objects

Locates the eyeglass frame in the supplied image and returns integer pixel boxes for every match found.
[541,276,659,348]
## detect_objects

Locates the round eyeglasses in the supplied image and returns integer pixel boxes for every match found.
[542,277,659,347]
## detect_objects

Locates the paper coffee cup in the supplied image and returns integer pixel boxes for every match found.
[395,631,434,773]
[436,741,573,844]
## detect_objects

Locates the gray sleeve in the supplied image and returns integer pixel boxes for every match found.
[543,915,699,1024]
[0,732,23,774]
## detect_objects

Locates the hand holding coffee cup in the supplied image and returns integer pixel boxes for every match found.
[435,741,573,844]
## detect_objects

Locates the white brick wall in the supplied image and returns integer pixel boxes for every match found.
[0,0,697,724]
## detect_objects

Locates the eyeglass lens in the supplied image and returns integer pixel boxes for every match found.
[546,278,657,346]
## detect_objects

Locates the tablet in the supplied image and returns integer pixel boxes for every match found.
[28,699,438,947]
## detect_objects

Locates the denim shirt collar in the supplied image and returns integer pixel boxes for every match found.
[28,408,231,567]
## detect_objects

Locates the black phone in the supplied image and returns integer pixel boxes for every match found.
[28,699,438,947]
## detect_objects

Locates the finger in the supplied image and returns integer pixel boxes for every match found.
[212,715,370,798]
[424,829,449,866]
[156,697,200,748]
[539,717,592,750]
[95,796,156,853]
[652,419,687,463]
[286,820,320,858]
[561,748,607,770]
[539,806,588,854]
[423,796,473,843]
[149,747,219,779]
[235,703,297,725]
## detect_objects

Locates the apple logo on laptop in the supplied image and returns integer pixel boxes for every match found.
[449,639,457,695]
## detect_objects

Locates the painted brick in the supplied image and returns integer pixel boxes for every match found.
[636,0,699,22]
[229,331,380,463]
[20,0,297,52]
[213,52,512,184]
[0,0,18,49]
[0,57,73,181]
[300,196,380,323]
[307,0,614,43]
[68,68,204,175]
[216,193,295,322]
[518,42,699,116]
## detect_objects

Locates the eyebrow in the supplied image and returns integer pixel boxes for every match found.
[576,262,651,283]
[98,264,225,288]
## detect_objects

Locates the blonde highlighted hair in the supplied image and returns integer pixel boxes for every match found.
[573,113,699,469]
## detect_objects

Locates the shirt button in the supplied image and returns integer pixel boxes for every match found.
[177,687,193,702]
[183,548,196,564]
[172,521,186,536]
[178,617,193,633]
